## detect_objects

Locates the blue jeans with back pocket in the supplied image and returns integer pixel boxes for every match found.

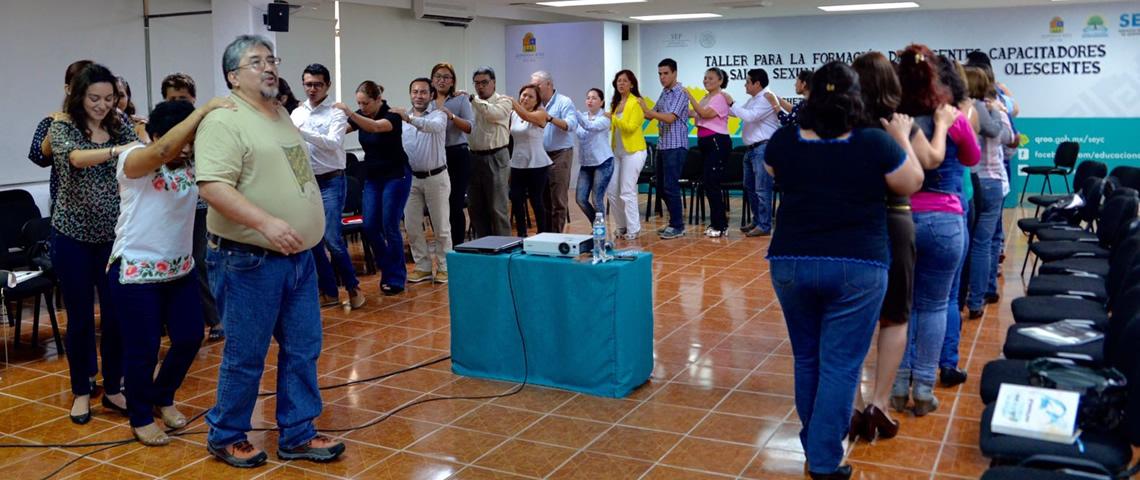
[770,258,887,474]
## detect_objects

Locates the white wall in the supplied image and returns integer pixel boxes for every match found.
[338,3,518,150]
[276,3,336,103]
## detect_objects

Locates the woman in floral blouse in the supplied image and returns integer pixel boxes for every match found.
[108,98,233,445]
[50,63,139,424]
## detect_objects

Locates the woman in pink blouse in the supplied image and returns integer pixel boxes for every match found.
[687,68,732,238]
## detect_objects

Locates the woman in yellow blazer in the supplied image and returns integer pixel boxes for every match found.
[606,69,648,240]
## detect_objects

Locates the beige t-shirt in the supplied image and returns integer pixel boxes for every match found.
[194,94,324,252]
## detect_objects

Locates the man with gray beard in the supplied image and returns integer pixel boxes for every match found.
[195,35,344,468]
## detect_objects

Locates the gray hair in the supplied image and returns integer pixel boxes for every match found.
[472,66,496,81]
[222,34,275,89]
[531,70,552,84]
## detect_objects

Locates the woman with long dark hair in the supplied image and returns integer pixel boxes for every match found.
[50,63,140,424]
[606,69,648,240]
[337,81,411,295]
[891,44,980,417]
[849,51,952,442]
[508,84,551,236]
[115,76,150,143]
[687,68,732,237]
[764,61,923,479]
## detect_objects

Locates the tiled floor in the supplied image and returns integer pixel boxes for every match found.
[0,202,1041,479]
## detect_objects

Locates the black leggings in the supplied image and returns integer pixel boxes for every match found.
[509,166,550,237]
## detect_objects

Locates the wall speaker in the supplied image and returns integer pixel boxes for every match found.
[265,2,289,32]
[622,24,629,41]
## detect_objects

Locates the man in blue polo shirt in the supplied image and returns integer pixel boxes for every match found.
[639,58,690,240]
[531,70,578,233]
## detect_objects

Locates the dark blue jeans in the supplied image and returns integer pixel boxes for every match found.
[770,258,887,474]
[742,143,773,232]
[658,147,687,230]
[941,196,971,370]
[312,174,359,297]
[898,211,965,389]
[108,262,203,427]
[698,134,731,231]
[205,247,323,450]
[967,179,1004,310]
[52,230,122,396]
[363,170,412,289]
[575,158,614,221]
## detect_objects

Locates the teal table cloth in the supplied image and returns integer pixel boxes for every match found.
[447,251,654,398]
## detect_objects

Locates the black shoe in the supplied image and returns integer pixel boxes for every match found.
[101,395,129,416]
[984,293,1000,305]
[277,435,346,463]
[940,367,968,387]
[809,464,853,479]
[739,223,754,233]
[69,409,91,425]
[968,309,984,319]
[208,441,268,468]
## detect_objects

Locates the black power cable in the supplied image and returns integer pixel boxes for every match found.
[20,254,534,480]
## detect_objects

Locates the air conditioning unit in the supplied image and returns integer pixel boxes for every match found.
[413,0,475,26]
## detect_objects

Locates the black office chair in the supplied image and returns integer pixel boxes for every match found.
[681,148,704,225]
[721,147,750,228]
[1108,165,1140,191]
[341,176,376,275]
[1019,141,1079,205]
[1027,160,1106,217]
[638,143,657,221]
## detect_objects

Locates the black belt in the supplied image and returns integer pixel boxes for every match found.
[470,145,506,156]
[446,143,468,149]
[314,169,343,182]
[747,140,769,150]
[207,234,286,257]
[412,165,447,179]
[546,147,572,156]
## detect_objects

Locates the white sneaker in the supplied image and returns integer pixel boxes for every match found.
[704,228,725,238]
[623,231,640,240]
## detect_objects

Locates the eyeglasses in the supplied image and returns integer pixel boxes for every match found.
[432,74,454,81]
[235,56,282,72]
[473,79,492,87]
[303,82,326,89]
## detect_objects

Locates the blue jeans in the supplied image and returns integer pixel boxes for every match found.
[658,148,686,230]
[967,179,1004,310]
[363,170,412,289]
[742,143,773,232]
[205,247,323,450]
[941,196,970,370]
[770,259,887,474]
[311,174,360,297]
[576,158,614,221]
[51,230,122,396]
[898,212,965,389]
[989,205,1005,297]
[108,262,203,427]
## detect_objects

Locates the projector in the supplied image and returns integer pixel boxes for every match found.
[523,233,594,257]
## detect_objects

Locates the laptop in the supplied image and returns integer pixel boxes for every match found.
[454,236,523,254]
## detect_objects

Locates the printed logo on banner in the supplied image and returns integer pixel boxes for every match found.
[1083,15,1109,37]
[1120,12,1140,36]
[522,32,537,53]
[664,32,691,48]
[1049,16,1065,33]
[699,31,716,48]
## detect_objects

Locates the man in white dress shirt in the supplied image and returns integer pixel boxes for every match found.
[396,78,452,284]
[729,68,782,237]
[290,63,364,308]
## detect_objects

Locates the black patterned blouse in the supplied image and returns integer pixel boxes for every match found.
[49,120,138,243]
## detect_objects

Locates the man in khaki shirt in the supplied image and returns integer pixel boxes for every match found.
[466,66,513,237]
[194,34,345,469]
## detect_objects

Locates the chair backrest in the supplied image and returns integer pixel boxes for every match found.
[681,148,704,180]
[1120,312,1140,445]
[346,152,365,181]
[1105,284,1140,376]
[343,176,363,214]
[1053,141,1079,170]
[0,190,42,254]
[1097,190,1139,247]
[1071,160,1107,190]
[1109,165,1140,191]
[1077,176,1106,225]
[723,149,745,183]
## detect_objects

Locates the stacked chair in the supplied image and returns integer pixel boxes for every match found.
[976,186,1140,479]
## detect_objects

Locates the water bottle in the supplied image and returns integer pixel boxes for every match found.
[592,212,606,264]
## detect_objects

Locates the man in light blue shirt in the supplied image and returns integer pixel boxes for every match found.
[532,71,578,233]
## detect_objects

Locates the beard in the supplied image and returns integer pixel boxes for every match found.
[259,73,279,100]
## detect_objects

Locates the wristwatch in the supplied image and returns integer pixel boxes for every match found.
[546,115,553,123]
[449,112,456,121]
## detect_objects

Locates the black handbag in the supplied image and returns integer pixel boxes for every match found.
[1027,358,1128,432]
